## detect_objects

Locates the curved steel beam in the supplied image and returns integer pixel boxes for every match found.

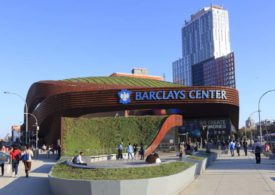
[145,114,183,156]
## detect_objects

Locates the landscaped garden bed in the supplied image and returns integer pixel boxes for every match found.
[51,161,192,180]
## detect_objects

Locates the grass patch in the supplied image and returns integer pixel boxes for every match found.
[51,161,193,180]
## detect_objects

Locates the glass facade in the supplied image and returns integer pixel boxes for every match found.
[172,58,192,86]
[179,118,236,139]
[192,52,235,88]
[172,6,235,88]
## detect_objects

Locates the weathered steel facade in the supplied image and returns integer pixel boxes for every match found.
[25,80,239,145]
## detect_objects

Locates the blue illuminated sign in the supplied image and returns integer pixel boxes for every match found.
[118,89,227,104]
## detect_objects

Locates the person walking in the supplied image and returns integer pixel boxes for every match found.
[0,145,8,176]
[186,141,192,154]
[206,140,212,153]
[179,142,185,160]
[263,143,270,157]
[229,140,235,157]
[0,159,4,176]
[254,141,261,164]
[139,143,144,160]
[56,144,61,160]
[10,145,21,177]
[236,141,241,156]
[22,145,34,178]
[127,143,134,160]
[133,144,138,159]
[117,143,123,160]
[243,139,248,156]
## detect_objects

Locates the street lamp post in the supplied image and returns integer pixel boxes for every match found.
[258,89,275,144]
[4,91,29,145]
[24,113,39,149]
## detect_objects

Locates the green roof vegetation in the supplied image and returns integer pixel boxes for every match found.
[51,161,192,180]
[63,76,183,87]
[63,116,167,156]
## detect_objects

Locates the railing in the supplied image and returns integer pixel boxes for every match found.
[155,143,177,152]
[62,147,145,157]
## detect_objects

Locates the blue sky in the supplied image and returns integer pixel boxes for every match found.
[0,0,275,138]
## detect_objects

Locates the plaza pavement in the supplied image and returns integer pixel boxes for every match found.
[1,151,275,195]
[0,156,56,195]
[180,151,275,195]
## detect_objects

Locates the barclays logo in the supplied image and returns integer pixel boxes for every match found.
[118,89,132,104]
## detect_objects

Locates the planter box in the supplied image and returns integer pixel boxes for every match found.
[184,158,207,175]
[49,164,197,195]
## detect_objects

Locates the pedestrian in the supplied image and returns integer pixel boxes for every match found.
[206,140,212,153]
[186,141,192,154]
[117,143,123,160]
[56,144,61,160]
[22,145,34,178]
[0,145,8,176]
[47,145,51,158]
[0,159,4,176]
[127,143,134,160]
[10,145,21,177]
[243,139,248,156]
[194,140,199,152]
[133,144,138,159]
[51,144,56,156]
[250,139,254,148]
[221,140,227,154]
[179,142,185,160]
[254,142,261,164]
[236,141,241,156]
[263,143,270,157]
[229,140,235,157]
[139,143,144,160]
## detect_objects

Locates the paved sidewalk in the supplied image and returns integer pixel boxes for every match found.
[180,151,275,195]
[0,157,55,195]
[2,151,275,195]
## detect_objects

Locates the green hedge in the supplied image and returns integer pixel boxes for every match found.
[51,161,192,180]
[63,116,167,156]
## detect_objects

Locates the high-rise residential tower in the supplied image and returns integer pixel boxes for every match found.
[172,5,235,88]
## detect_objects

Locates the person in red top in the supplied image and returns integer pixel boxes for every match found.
[10,145,21,177]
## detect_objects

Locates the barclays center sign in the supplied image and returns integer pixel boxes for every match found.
[118,89,227,105]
